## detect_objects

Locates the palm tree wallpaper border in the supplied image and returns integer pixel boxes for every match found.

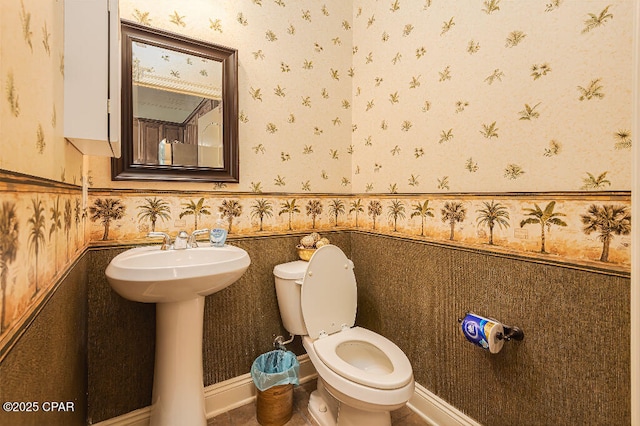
[0,176,87,347]
[86,191,631,270]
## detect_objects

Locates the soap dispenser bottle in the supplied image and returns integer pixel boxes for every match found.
[210,213,228,247]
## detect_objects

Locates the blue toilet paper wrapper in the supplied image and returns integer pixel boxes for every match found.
[461,313,504,354]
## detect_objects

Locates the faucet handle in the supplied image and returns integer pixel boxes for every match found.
[173,231,189,250]
[147,232,172,250]
[188,229,209,248]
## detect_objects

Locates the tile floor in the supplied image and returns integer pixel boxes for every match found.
[207,380,428,425]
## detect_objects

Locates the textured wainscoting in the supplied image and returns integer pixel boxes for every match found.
[0,254,88,426]
[351,231,630,426]
[0,228,629,425]
[87,247,156,424]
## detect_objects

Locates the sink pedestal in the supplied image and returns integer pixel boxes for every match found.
[150,296,206,426]
[105,244,251,425]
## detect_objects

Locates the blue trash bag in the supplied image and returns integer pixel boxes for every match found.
[251,350,300,392]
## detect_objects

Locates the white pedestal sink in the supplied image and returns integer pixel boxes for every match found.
[105,244,250,426]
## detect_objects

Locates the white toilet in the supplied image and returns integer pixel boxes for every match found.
[273,245,415,426]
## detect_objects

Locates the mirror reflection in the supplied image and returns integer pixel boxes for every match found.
[132,42,223,168]
[112,20,239,183]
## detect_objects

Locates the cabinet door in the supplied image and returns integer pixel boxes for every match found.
[164,125,183,144]
[141,122,162,164]
[184,121,197,146]
[64,0,120,156]
[132,118,141,162]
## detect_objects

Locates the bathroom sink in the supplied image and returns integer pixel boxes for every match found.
[106,244,250,303]
[105,243,251,425]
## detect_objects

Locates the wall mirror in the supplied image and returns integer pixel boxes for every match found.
[112,20,239,182]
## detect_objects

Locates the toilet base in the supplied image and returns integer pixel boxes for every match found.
[308,390,337,426]
[308,378,392,426]
[338,404,391,426]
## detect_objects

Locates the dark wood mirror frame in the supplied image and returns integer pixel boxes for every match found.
[112,20,239,182]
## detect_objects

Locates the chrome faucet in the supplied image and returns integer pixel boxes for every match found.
[147,232,172,250]
[147,230,210,250]
[188,229,209,248]
[173,231,189,250]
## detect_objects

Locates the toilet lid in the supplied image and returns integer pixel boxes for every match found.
[273,260,307,280]
[301,245,356,339]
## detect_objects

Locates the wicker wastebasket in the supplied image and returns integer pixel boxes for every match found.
[251,350,299,426]
[256,383,294,426]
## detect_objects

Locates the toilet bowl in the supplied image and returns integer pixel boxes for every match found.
[273,245,415,426]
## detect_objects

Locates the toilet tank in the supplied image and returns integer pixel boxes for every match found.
[273,260,308,336]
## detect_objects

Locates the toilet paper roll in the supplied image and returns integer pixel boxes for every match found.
[460,313,504,354]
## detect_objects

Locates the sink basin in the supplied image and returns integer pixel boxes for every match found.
[106,244,250,303]
[105,243,251,426]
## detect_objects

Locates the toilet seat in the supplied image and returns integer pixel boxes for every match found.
[312,327,413,390]
[300,245,412,391]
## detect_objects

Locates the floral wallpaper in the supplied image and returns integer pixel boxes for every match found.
[90,0,634,194]
[350,0,633,193]
[0,0,84,185]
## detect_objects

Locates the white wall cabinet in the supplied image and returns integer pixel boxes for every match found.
[64,0,120,157]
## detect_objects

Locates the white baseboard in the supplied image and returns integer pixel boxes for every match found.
[93,354,318,426]
[92,406,150,426]
[408,382,482,426]
[204,353,318,419]
[93,355,481,426]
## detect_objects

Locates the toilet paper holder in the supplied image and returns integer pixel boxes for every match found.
[498,323,525,342]
[457,312,524,342]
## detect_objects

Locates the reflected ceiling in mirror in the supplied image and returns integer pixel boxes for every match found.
[112,20,239,182]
